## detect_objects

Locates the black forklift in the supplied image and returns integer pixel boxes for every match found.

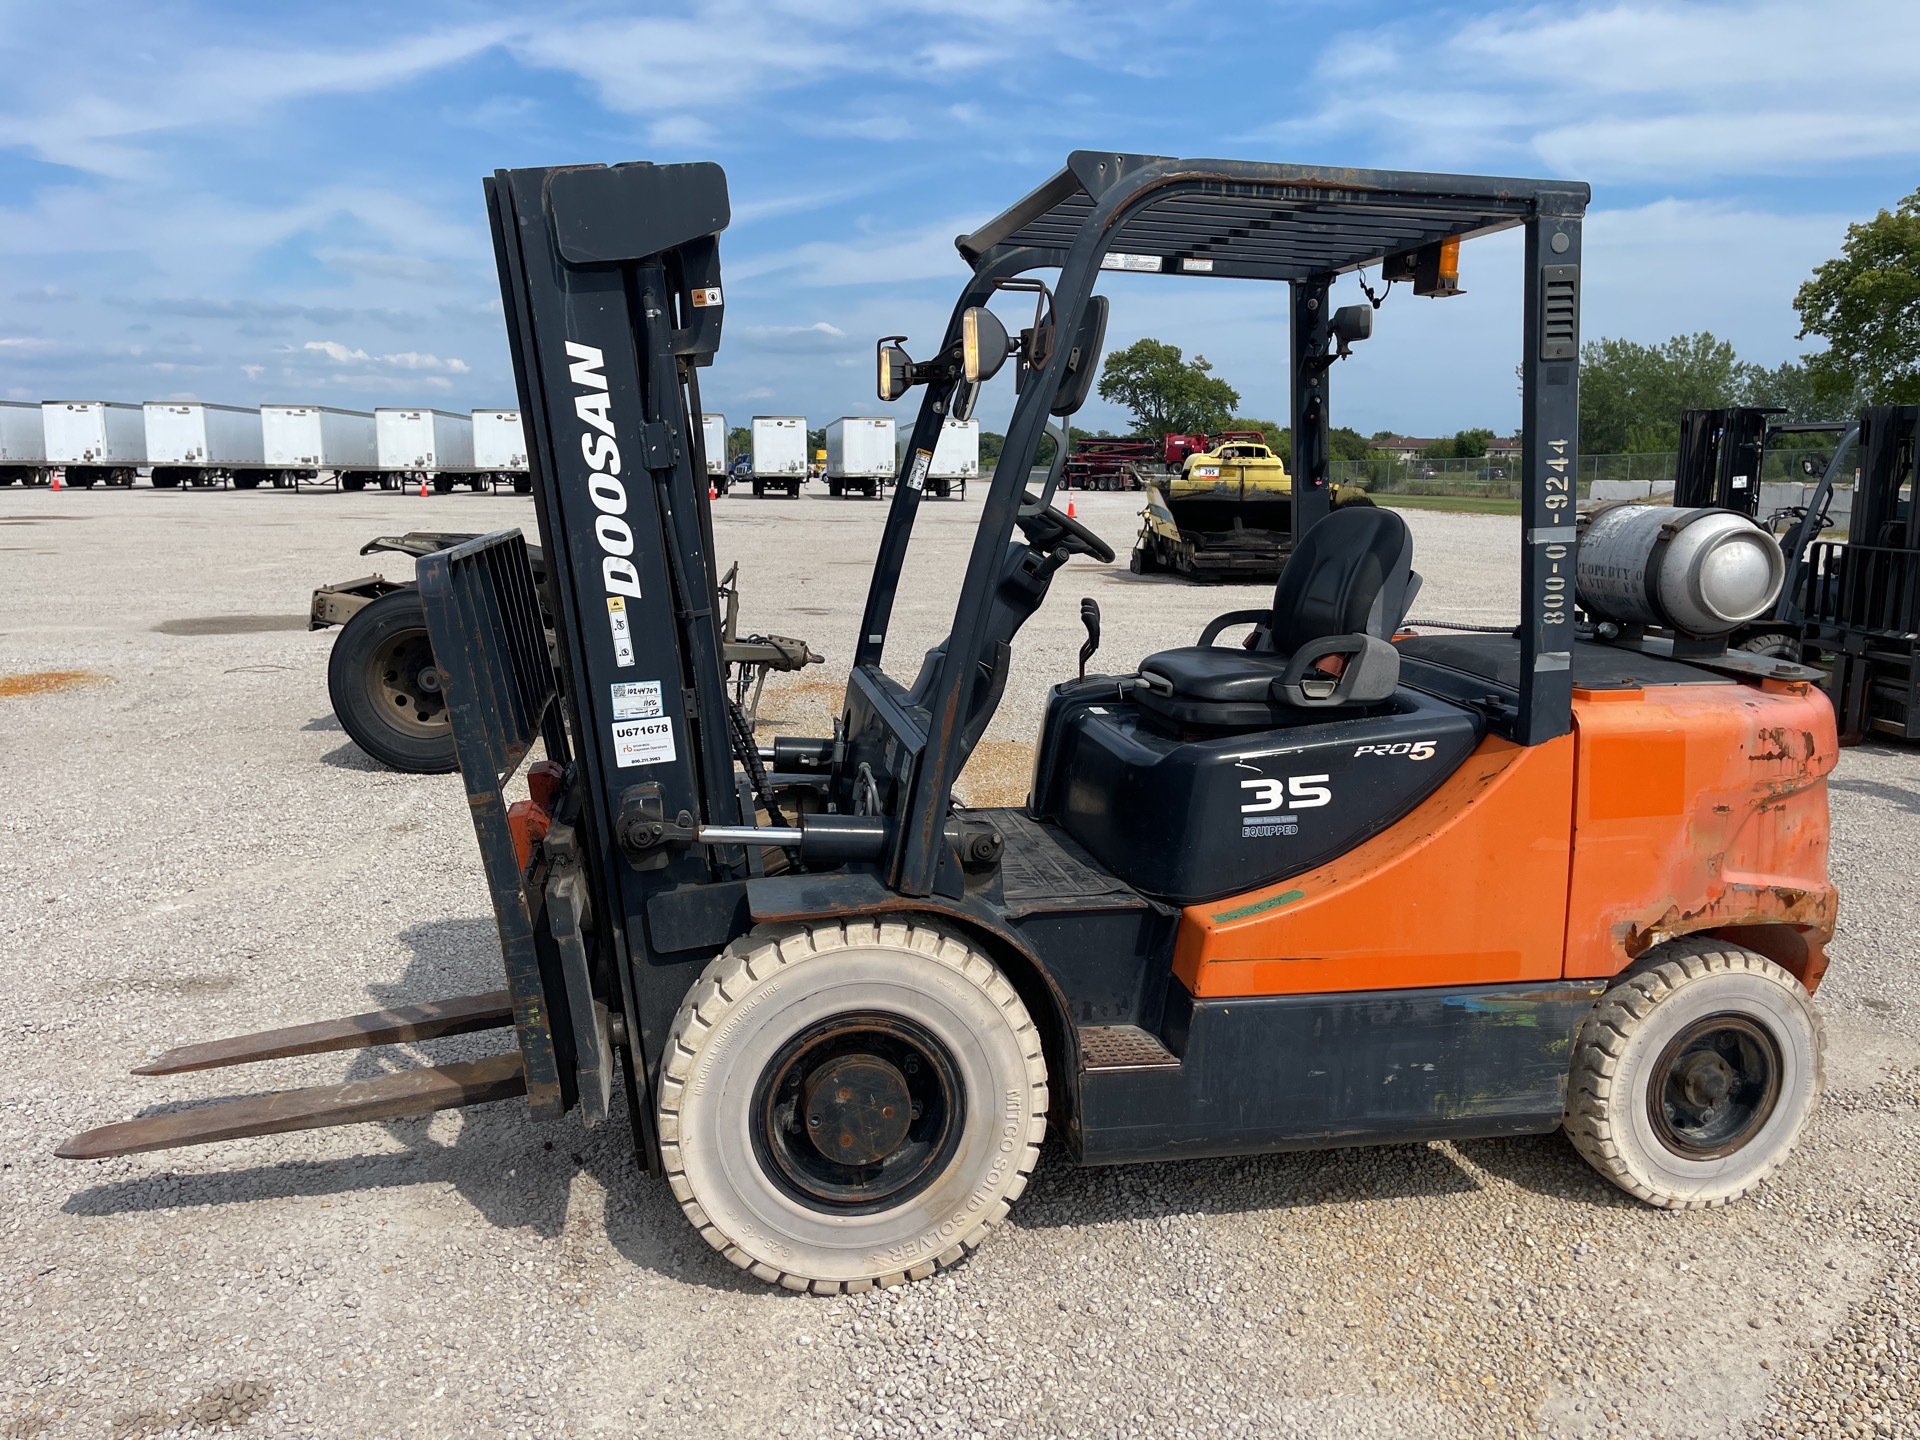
[61,155,1838,1295]
[1801,404,1920,741]
[1670,405,1856,658]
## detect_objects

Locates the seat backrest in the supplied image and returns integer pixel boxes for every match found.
[1265,506,1415,654]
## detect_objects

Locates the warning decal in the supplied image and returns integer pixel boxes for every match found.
[907,448,932,491]
[611,679,663,720]
[607,596,635,667]
[612,717,676,768]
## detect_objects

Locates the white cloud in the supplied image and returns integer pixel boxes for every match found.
[305,340,369,364]
[306,340,469,374]
[1279,0,1920,180]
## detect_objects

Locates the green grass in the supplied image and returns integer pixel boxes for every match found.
[1374,493,1523,516]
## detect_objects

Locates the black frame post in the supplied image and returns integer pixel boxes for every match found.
[1290,275,1333,538]
[1518,207,1582,745]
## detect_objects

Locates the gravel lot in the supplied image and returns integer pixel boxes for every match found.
[2,485,1917,1439]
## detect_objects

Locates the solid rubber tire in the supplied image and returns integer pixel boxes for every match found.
[659,918,1048,1293]
[325,588,457,774]
[1563,938,1823,1209]
[1736,631,1800,660]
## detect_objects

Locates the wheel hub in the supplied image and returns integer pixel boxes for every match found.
[369,629,449,738]
[803,1054,912,1166]
[1648,1013,1782,1160]
[752,1013,963,1214]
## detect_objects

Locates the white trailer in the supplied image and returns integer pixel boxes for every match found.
[472,409,531,494]
[702,414,727,489]
[825,417,896,500]
[0,401,47,486]
[143,402,266,489]
[261,405,379,489]
[376,407,476,493]
[43,401,144,487]
[900,418,981,499]
[750,415,807,498]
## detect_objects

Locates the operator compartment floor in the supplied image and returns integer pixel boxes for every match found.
[976,808,1148,918]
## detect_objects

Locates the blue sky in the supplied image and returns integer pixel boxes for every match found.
[3,0,1917,439]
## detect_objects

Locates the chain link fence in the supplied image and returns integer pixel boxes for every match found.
[1331,448,1845,500]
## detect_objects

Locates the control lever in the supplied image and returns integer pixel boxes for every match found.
[1078,597,1101,680]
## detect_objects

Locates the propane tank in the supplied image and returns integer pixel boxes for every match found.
[1576,504,1785,637]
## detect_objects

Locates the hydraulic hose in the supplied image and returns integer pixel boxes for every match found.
[726,696,790,828]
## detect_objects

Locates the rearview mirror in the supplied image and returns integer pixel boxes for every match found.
[951,377,980,424]
[877,336,913,402]
[1051,295,1108,417]
[962,307,1011,384]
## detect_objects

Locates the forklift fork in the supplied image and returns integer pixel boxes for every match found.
[59,532,601,1163]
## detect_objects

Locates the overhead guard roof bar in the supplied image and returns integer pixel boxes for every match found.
[956,153,1581,280]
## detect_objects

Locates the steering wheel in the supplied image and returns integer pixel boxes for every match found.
[1016,489,1116,563]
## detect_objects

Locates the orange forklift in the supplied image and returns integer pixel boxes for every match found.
[63,154,1837,1295]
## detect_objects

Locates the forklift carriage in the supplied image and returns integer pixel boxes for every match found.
[62,154,1839,1295]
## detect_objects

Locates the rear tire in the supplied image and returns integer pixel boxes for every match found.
[1563,939,1822,1209]
[659,918,1048,1293]
[326,588,458,774]
[233,473,262,490]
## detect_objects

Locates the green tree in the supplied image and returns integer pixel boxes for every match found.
[1794,188,1920,405]
[1097,339,1240,435]
[726,425,751,462]
[1579,332,1746,453]
[1423,429,1495,460]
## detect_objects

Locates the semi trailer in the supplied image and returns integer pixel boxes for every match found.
[906,417,979,499]
[42,400,144,487]
[749,414,807,497]
[261,404,379,489]
[143,402,267,489]
[824,416,895,498]
[0,401,47,486]
[701,413,728,493]
[376,407,477,492]
[471,408,532,493]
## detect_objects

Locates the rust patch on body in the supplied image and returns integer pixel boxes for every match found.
[0,669,108,698]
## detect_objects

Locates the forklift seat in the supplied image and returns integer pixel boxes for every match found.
[1136,506,1419,730]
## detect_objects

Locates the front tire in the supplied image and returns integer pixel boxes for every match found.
[1564,939,1823,1209]
[660,919,1048,1293]
[1737,631,1800,660]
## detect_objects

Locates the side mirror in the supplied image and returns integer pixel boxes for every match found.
[951,376,980,424]
[1051,295,1108,417]
[877,337,913,402]
[1331,304,1373,357]
[962,306,1011,384]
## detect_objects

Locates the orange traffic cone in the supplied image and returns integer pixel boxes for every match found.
[418,476,428,498]
[1067,494,1077,519]
[49,468,61,492]
[709,483,717,500]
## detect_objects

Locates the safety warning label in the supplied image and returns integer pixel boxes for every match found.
[607,596,635,667]
[611,717,675,768]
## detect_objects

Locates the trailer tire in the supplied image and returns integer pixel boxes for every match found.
[1563,939,1823,1210]
[326,588,457,774]
[233,473,263,490]
[660,918,1048,1294]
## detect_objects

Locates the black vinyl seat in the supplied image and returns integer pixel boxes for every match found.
[1137,507,1420,730]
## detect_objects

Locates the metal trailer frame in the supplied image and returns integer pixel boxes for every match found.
[1803,404,1920,742]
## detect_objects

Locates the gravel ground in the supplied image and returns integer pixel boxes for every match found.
[1,484,1916,1439]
